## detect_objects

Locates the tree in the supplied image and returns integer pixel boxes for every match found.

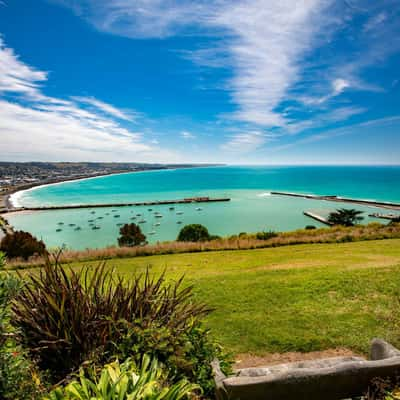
[177,224,211,242]
[327,208,364,227]
[118,223,146,247]
[0,231,47,260]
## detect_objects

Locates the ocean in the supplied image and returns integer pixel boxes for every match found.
[6,166,400,250]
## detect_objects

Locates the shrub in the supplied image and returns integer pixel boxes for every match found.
[0,252,42,399]
[0,231,47,260]
[12,260,213,384]
[255,230,278,240]
[177,224,211,242]
[327,208,364,227]
[118,223,147,247]
[112,321,232,399]
[44,355,198,400]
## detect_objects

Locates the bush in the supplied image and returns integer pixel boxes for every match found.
[12,260,214,386]
[0,252,42,399]
[305,225,316,230]
[0,231,47,260]
[118,223,147,247]
[44,355,198,400]
[177,224,211,242]
[255,230,278,240]
[113,321,232,399]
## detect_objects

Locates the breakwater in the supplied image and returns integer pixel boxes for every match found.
[271,192,400,210]
[303,211,333,226]
[7,196,231,212]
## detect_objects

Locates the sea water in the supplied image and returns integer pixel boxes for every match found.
[6,166,400,250]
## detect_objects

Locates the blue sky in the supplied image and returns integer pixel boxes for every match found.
[0,0,399,164]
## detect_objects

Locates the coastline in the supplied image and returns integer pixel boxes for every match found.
[4,165,222,210]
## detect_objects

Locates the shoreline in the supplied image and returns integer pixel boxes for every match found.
[4,165,221,210]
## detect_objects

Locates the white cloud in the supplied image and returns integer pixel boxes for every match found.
[0,36,47,97]
[221,131,268,153]
[363,12,387,32]
[0,37,181,162]
[72,96,138,121]
[58,0,334,128]
[181,130,195,139]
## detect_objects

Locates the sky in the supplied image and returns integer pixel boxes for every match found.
[0,0,399,164]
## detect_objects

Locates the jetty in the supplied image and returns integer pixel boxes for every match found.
[303,211,333,226]
[369,212,400,221]
[271,191,400,211]
[5,196,231,213]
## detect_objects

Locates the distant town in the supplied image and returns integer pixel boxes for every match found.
[0,162,219,211]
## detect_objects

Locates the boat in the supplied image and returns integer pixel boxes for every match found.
[169,207,175,210]
[138,220,146,224]
[148,208,153,211]
[155,214,163,218]
[196,207,203,211]
[90,211,96,214]
[117,223,124,226]
[155,222,161,226]
[74,226,82,231]
[177,221,182,224]
[56,228,62,232]
[57,222,64,225]
[136,213,142,216]
[131,217,136,220]
[149,231,156,235]
[97,216,103,219]
[114,215,120,218]
[92,226,101,230]
[88,219,94,222]
[68,223,76,226]
[176,211,183,215]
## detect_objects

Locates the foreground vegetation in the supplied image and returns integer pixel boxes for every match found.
[6,222,400,269]
[1,255,231,399]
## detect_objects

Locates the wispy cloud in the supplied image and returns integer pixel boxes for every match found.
[0,36,47,97]
[0,37,178,162]
[72,96,138,121]
[274,115,400,151]
[221,131,268,153]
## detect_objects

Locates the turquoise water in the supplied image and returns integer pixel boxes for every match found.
[7,166,400,250]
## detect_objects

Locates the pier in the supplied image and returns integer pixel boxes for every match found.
[5,196,231,213]
[271,191,400,211]
[303,211,333,226]
[369,212,400,221]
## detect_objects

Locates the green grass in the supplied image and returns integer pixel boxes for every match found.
[69,239,400,356]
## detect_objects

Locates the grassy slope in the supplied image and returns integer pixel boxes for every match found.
[72,239,400,356]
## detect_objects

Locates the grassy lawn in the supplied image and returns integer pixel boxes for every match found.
[69,239,400,356]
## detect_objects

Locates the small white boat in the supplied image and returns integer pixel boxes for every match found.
[139,220,146,224]
[149,231,156,235]
[176,211,183,215]
[155,214,163,218]
[155,222,161,226]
